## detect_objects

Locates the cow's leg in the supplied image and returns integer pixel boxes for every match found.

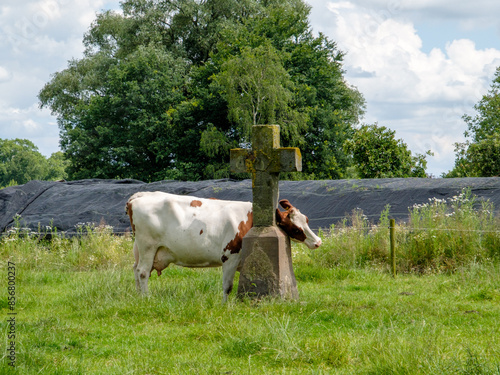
[132,241,141,292]
[134,241,157,295]
[221,254,240,302]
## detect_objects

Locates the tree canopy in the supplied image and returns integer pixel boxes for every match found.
[0,139,68,188]
[344,124,430,179]
[39,0,365,181]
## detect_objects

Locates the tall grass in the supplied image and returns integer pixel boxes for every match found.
[0,222,133,271]
[309,188,500,273]
[403,189,500,271]
[2,188,499,275]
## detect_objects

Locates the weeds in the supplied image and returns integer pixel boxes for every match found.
[0,222,132,271]
[309,188,500,274]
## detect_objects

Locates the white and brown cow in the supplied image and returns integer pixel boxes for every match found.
[126,192,322,301]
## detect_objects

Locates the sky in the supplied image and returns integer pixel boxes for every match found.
[1,1,500,177]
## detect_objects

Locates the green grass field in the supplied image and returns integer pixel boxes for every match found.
[1,190,500,374]
[2,239,500,374]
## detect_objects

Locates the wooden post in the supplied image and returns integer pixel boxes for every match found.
[389,218,396,277]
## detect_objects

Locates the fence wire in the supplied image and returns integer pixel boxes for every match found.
[1,225,499,240]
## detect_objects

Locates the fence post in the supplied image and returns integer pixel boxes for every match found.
[390,218,396,277]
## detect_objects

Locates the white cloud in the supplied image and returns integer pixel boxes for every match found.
[307,0,500,176]
[0,102,59,155]
[327,1,355,13]
[330,9,500,104]
[22,119,41,131]
[343,0,500,26]
[0,1,120,158]
[0,66,11,82]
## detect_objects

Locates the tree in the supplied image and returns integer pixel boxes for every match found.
[0,139,69,188]
[206,0,365,179]
[40,46,189,181]
[0,139,48,187]
[467,134,500,176]
[0,139,47,187]
[215,44,305,137]
[463,67,500,143]
[46,152,70,181]
[343,124,430,179]
[446,135,500,177]
[39,0,365,181]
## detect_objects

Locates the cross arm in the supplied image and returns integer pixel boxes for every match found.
[230,147,302,173]
[230,149,254,173]
[276,147,302,173]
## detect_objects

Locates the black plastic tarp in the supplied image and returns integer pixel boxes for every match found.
[1,177,499,235]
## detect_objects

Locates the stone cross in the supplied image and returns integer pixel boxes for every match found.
[230,125,302,299]
[230,125,302,226]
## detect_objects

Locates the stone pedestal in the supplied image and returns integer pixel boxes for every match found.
[237,226,298,299]
[231,125,301,301]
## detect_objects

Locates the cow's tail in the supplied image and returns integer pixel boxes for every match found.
[125,196,137,234]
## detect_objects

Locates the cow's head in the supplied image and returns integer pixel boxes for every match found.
[276,199,322,249]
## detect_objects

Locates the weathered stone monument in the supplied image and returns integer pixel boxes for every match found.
[230,125,302,299]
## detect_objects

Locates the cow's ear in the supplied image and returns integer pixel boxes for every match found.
[276,208,284,224]
[279,199,294,211]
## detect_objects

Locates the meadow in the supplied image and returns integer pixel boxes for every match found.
[1,189,499,374]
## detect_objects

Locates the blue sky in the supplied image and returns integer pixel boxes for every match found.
[1,0,500,177]
[416,21,499,53]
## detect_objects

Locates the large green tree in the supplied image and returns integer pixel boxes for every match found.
[445,67,500,177]
[39,0,364,181]
[40,46,189,181]
[205,0,365,179]
[343,124,430,179]
[463,67,500,144]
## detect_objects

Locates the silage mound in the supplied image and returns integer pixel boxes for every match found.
[1,177,500,235]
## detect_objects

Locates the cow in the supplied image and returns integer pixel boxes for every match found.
[126,192,322,301]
